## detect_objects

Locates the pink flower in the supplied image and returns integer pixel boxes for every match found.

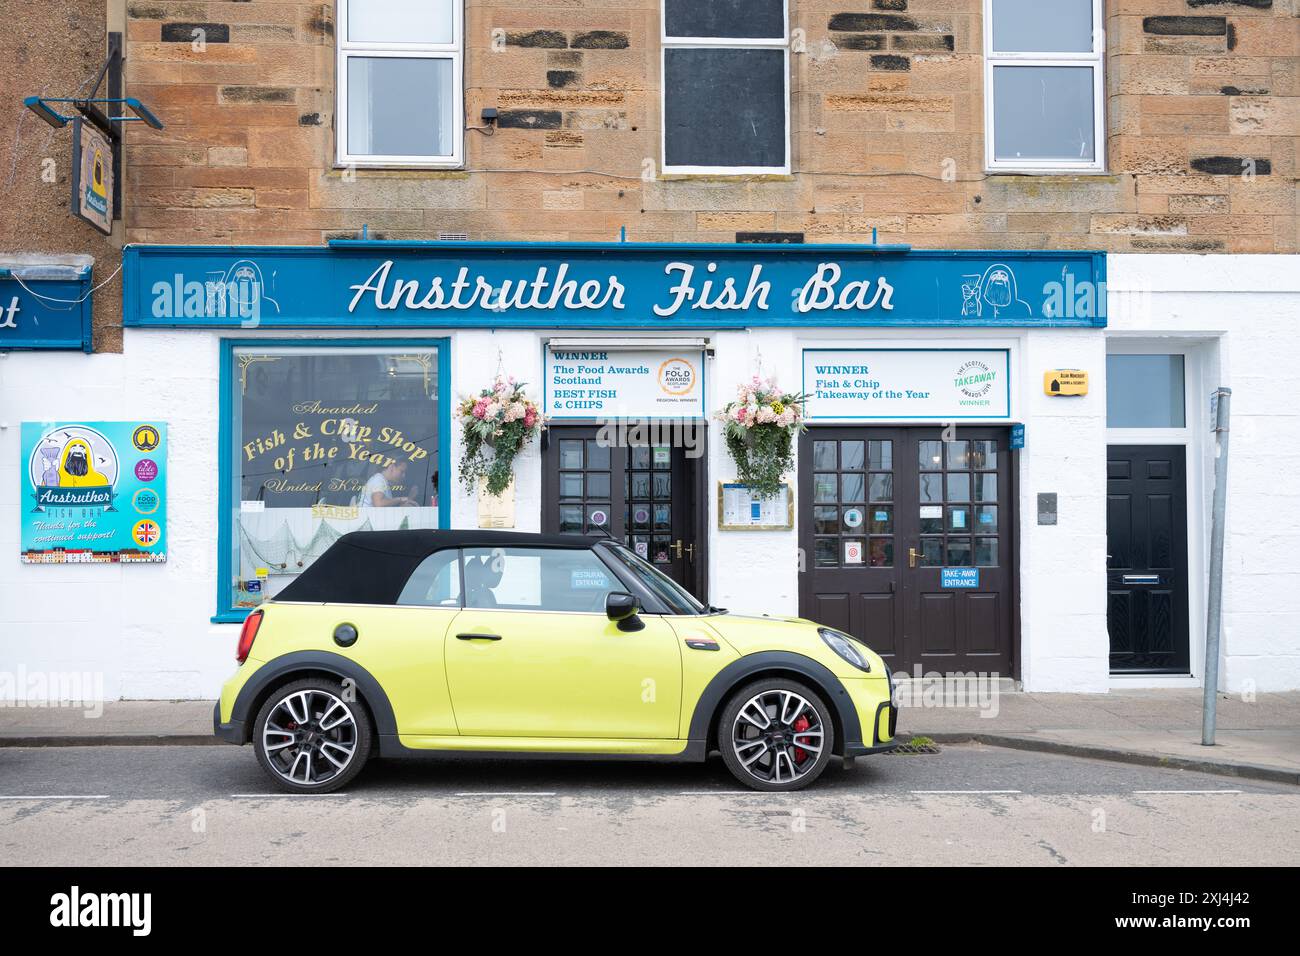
[472,399,488,419]
[524,409,537,428]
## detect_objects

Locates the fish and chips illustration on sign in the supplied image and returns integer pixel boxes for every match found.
[21,422,167,563]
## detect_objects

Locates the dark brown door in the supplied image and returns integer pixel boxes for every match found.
[797,429,903,664]
[799,427,1014,676]
[1107,445,1190,673]
[543,426,704,598]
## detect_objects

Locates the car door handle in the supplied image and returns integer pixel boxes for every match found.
[456,632,502,641]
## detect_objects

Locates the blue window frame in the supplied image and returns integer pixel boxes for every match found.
[215,337,451,623]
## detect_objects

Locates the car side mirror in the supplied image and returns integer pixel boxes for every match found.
[606,591,643,631]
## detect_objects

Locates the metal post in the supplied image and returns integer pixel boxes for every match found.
[1202,387,1231,746]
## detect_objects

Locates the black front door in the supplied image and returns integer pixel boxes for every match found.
[1107,445,1190,673]
[798,427,1015,676]
[542,425,704,598]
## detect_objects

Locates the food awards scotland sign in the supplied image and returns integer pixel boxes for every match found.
[544,348,705,418]
[21,422,167,563]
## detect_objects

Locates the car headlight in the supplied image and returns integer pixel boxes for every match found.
[818,627,872,672]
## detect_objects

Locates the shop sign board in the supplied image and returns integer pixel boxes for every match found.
[544,348,705,419]
[1044,369,1088,396]
[71,117,114,235]
[123,244,1107,330]
[941,568,979,589]
[0,272,94,352]
[20,421,167,563]
[803,349,1011,420]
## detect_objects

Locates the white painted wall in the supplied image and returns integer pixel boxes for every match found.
[1108,254,1300,694]
[1,253,1295,699]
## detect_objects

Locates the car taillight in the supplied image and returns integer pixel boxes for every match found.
[236,610,263,664]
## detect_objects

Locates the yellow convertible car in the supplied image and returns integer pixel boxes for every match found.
[215,531,898,792]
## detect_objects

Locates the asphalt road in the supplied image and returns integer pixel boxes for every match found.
[1,743,1295,865]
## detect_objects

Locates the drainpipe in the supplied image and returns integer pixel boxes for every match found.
[1201,387,1231,746]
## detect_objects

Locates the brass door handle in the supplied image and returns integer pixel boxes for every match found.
[673,539,683,559]
[685,543,695,561]
[908,547,920,568]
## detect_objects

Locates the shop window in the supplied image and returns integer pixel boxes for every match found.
[661,0,790,174]
[222,343,445,618]
[983,0,1104,172]
[337,0,463,167]
[1107,354,1186,428]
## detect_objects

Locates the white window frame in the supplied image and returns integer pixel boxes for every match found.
[982,0,1105,174]
[336,0,464,169]
[660,2,791,176]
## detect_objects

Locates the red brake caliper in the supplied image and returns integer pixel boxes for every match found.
[792,714,811,763]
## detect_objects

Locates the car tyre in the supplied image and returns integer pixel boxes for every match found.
[253,678,372,793]
[719,678,835,792]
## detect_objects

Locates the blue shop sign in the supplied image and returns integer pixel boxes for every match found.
[0,256,95,352]
[941,567,980,589]
[123,241,1107,330]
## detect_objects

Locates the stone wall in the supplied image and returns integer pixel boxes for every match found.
[119,0,1297,253]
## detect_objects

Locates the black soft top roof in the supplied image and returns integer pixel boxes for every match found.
[273,530,600,605]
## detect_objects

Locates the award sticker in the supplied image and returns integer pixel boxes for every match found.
[843,508,864,529]
[843,540,864,565]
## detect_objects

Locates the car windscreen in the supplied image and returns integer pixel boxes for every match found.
[599,543,706,615]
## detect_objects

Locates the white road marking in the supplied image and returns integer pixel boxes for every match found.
[1132,789,1243,794]
[677,790,763,796]
[230,793,348,798]
[0,795,109,800]
[454,791,557,797]
[910,789,1023,794]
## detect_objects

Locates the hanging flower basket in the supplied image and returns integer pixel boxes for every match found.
[715,375,809,498]
[457,376,545,498]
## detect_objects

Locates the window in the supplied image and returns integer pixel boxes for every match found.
[398,548,461,606]
[461,547,618,613]
[1107,354,1187,428]
[337,0,463,167]
[983,0,1104,172]
[661,0,790,174]
[222,343,444,616]
[602,543,705,615]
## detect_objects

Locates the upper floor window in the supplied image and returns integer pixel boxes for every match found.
[983,0,1104,173]
[337,0,463,168]
[661,0,790,175]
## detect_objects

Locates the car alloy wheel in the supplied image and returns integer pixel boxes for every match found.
[261,688,359,787]
[730,688,827,786]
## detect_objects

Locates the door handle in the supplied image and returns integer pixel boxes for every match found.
[908,547,920,568]
[673,539,683,559]
[684,543,695,561]
[456,632,502,641]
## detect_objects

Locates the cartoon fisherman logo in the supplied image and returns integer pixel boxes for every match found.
[59,437,109,487]
[962,263,1033,320]
[28,425,120,512]
[91,149,106,199]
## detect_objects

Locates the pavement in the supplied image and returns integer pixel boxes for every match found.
[2,743,1295,865]
[0,687,1297,786]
